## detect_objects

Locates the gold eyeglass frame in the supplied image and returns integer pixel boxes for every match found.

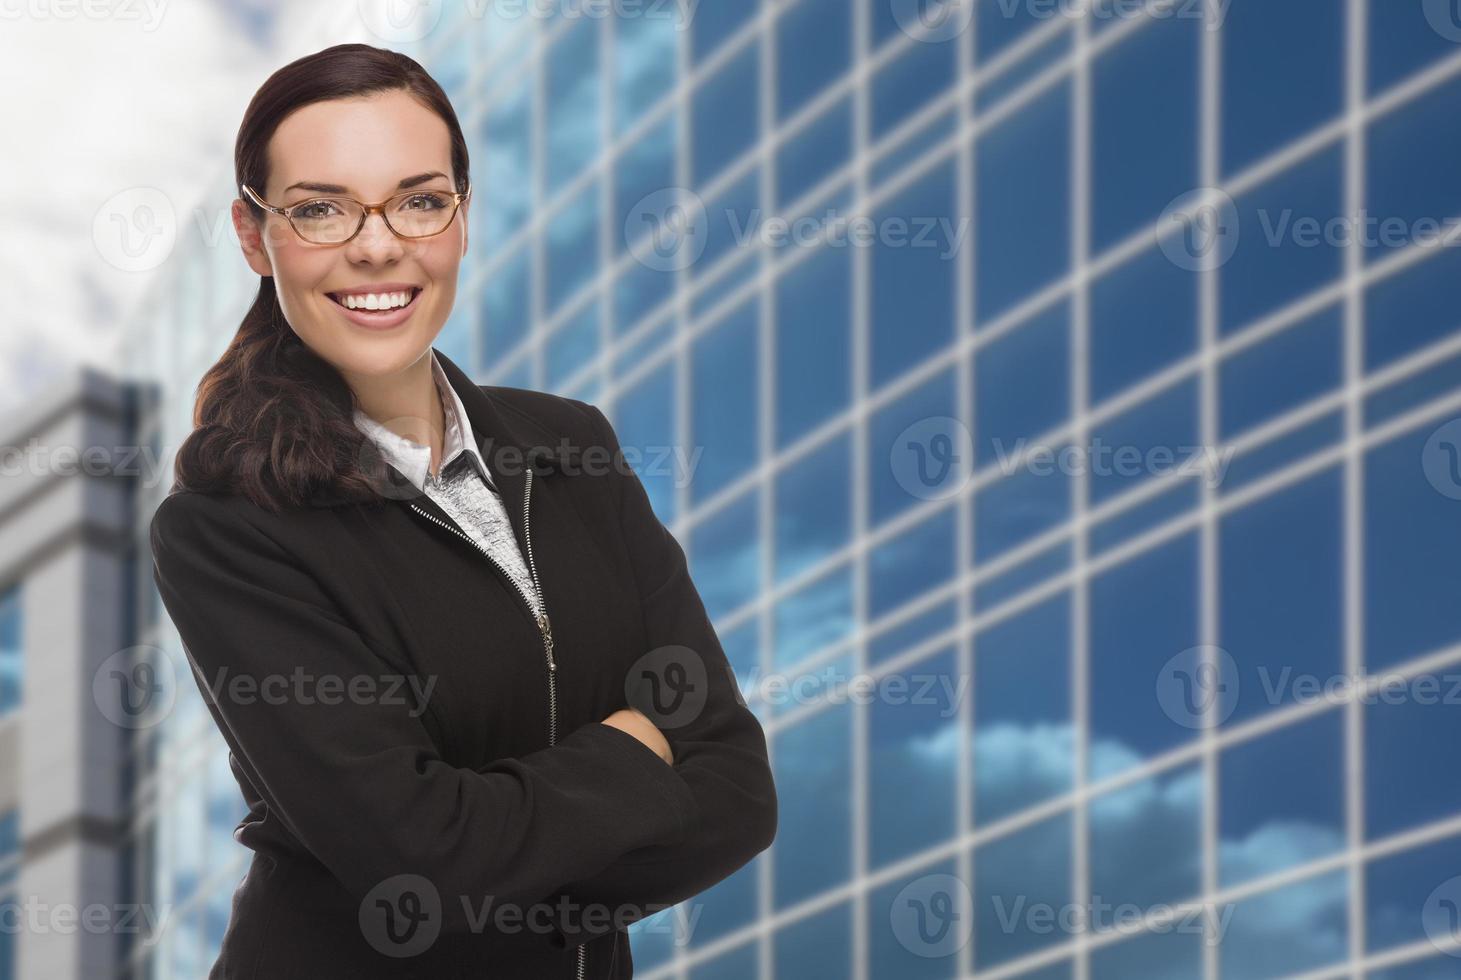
[240,180,472,245]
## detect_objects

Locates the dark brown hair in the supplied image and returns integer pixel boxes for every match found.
[169,42,471,513]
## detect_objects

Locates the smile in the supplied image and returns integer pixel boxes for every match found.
[325,286,424,330]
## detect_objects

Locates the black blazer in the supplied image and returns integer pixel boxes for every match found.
[148,349,778,979]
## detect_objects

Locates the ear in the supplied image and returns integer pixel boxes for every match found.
[233,198,274,278]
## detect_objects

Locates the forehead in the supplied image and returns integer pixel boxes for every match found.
[266,91,454,197]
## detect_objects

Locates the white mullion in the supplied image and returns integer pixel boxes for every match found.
[1343,0,1369,973]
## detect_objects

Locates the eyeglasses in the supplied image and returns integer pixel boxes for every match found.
[240,181,472,245]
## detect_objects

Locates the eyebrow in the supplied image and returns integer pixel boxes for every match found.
[281,171,451,195]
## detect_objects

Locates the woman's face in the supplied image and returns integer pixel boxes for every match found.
[233,89,468,380]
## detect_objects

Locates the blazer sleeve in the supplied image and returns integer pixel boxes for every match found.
[148,489,698,937]
[541,403,779,948]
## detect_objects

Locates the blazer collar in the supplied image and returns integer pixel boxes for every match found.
[350,350,495,492]
[309,349,582,538]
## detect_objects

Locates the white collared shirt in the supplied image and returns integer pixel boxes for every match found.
[351,352,542,617]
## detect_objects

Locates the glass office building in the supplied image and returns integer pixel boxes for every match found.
[127,1,1461,977]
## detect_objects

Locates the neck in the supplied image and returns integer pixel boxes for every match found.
[343,353,447,476]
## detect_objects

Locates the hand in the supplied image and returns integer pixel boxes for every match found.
[601,707,674,766]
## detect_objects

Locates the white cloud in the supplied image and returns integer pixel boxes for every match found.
[0,1,375,419]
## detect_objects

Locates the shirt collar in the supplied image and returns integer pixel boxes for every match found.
[351,351,495,492]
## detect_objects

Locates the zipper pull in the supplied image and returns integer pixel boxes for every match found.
[539,611,556,670]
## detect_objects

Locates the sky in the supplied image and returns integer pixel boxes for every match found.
[0,0,363,421]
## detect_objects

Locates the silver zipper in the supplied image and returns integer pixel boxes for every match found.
[406,469,585,978]
[522,469,585,980]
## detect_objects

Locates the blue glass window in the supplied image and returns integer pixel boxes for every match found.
[776,96,852,209]
[1220,710,1344,888]
[775,432,853,583]
[691,940,758,980]
[1218,869,1347,979]
[976,81,1071,323]
[1090,927,1203,980]
[1365,425,1461,670]
[1219,467,1344,724]
[869,505,958,621]
[1366,72,1461,262]
[1366,681,1461,840]
[977,0,1055,60]
[870,647,959,868]
[1221,0,1343,177]
[690,302,760,502]
[546,181,600,314]
[869,598,957,666]
[871,32,957,139]
[1369,1,1461,95]
[615,115,676,258]
[478,77,534,246]
[869,368,958,526]
[545,18,601,193]
[775,0,851,121]
[691,3,757,65]
[694,45,760,187]
[973,453,1072,563]
[974,810,1073,969]
[1091,13,1199,252]
[1219,305,1342,439]
[615,364,677,522]
[1087,379,1198,507]
[773,704,853,909]
[689,488,762,621]
[544,301,598,390]
[868,859,962,977]
[871,159,960,388]
[773,564,854,671]
[776,246,852,448]
[1220,147,1344,335]
[1088,763,1203,914]
[1365,832,1461,955]
[974,299,1070,469]
[614,9,675,133]
[973,591,1072,825]
[699,168,760,275]
[480,249,530,366]
[775,900,853,978]
[1088,533,1199,780]
[1089,244,1198,405]
[1365,247,1461,373]
[613,260,675,336]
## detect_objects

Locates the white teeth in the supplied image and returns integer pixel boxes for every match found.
[335,290,414,311]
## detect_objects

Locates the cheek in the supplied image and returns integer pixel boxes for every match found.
[270,251,338,337]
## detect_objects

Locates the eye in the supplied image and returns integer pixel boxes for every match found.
[293,199,344,219]
[399,192,450,211]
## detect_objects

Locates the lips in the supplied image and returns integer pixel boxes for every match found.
[325,286,425,331]
[326,286,422,310]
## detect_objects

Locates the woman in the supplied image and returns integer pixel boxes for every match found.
[149,43,777,979]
